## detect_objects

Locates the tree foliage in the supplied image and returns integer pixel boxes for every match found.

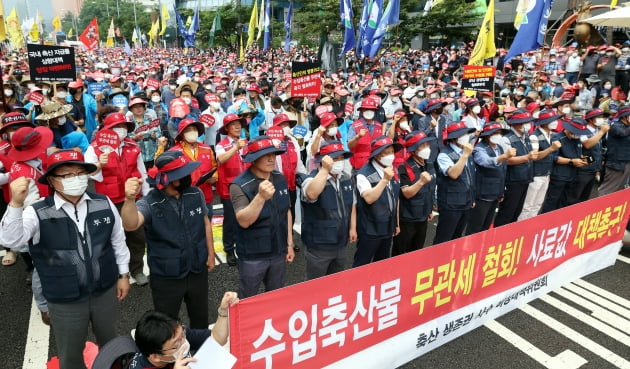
[411,0,483,43]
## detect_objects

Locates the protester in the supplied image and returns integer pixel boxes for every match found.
[598,105,630,196]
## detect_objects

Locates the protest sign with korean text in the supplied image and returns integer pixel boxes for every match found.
[27,44,76,82]
[291,62,321,98]
[461,65,496,92]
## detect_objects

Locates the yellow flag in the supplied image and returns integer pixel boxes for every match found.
[68,27,73,38]
[149,20,159,47]
[240,33,245,62]
[52,16,61,32]
[30,12,41,41]
[160,3,169,36]
[610,0,618,8]
[246,0,258,47]
[106,18,115,47]
[0,0,6,41]
[468,0,496,66]
[185,15,192,28]
[6,7,23,49]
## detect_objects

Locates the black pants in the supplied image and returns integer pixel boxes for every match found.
[115,202,146,275]
[566,171,596,206]
[540,179,570,214]
[150,270,209,329]
[433,207,469,245]
[353,237,392,267]
[221,198,237,253]
[494,182,530,227]
[393,220,428,256]
[466,199,499,235]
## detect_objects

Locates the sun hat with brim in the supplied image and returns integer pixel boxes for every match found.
[10,104,29,115]
[242,136,286,163]
[442,121,476,144]
[535,109,561,126]
[506,110,534,125]
[424,98,447,114]
[0,112,35,134]
[319,112,343,128]
[319,96,333,105]
[586,74,601,83]
[8,126,54,162]
[583,108,605,121]
[109,87,129,96]
[552,92,576,107]
[273,113,297,128]
[315,140,353,163]
[128,97,147,108]
[464,98,480,109]
[479,122,510,137]
[34,101,73,121]
[175,81,198,97]
[369,136,403,159]
[38,149,97,184]
[404,130,436,152]
[91,336,138,369]
[219,113,247,135]
[102,112,136,131]
[562,118,590,135]
[146,151,201,190]
[613,105,630,120]
[176,118,205,140]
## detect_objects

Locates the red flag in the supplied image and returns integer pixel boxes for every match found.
[79,17,99,50]
[115,27,121,38]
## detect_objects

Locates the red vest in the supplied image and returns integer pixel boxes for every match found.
[171,143,216,204]
[9,161,50,199]
[0,141,13,203]
[92,139,142,204]
[350,120,382,170]
[217,137,249,200]
[279,139,298,191]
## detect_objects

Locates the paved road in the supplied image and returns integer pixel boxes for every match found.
[1,219,629,369]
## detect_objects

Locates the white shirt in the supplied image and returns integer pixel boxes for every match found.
[0,192,130,274]
[356,160,386,196]
[84,143,150,196]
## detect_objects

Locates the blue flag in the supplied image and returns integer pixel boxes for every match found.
[183,8,200,47]
[369,0,400,58]
[356,0,370,57]
[173,4,187,36]
[361,0,383,58]
[340,0,356,53]
[263,0,271,51]
[284,1,293,52]
[505,0,554,62]
[123,39,133,56]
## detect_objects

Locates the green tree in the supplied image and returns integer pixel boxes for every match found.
[411,0,483,43]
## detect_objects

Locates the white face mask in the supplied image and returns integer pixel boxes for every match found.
[399,121,410,132]
[457,135,469,146]
[169,85,177,90]
[522,123,532,133]
[182,97,192,105]
[57,116,67,126]
[532,111,540,119]
[27,83,36,89]
[391,97,399,102]
[363,110,375,120]
[56,91,68,99]
[417,147,431,159]
[161,340,191,364]
[548,120,559,130]
[59,175,89,197]
[330,160,344,175]
[562,107,572,116]
[282,126,291,136]
[379,153,395,167]
[327,126,338,136]
[489,134,502,145]
[112,127,128,141]
[4,89,13,96]
[448,92,456,97]
[472,105,481,115]
[604,84,612,90]
[327,105,333,112]
[42,89,49,95]
[430,93,439,99]
[220,93,227,99]
[151,96,161,103]
[184,130,198,143]
[595,117,606,126]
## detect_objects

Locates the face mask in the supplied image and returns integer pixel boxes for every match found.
[151,95,161,103]
[42,89,49,95]
[327,105,333,112]
[27,83,36,89]
[448,92,456,97]
[59,175,89,197]
[182,97,192,105]
[327,126,338,136]
[562,107,572,116]
[174,175,192,193]
[606,52,613,57]
[417,92,425,97]
[56,91,68,99]
[604,84,612,90]
[417,147,431,160]
[220,93,227,99]
[282,126,290,136]
[489,134,502,145]
[161,340,191,363]
[522,123,532,132]
[4,89,13,96]
[399,121,410,132]
[550,58,556,63]
[222,80,228,85]
[430,93,439,99]
[548,120,559,130]
[363,110,375,120]
[379,153,395,167]
[472,106,481,115]
[184,130,198,143]
[457,135,469,146]
[330,161,344,175]
[515,90,524,96]
[391,97,399,103]
[533,111,540,119]
[57,116,67,126]
[113,127,128,141]
[595,117,606,126]
[536,86,543,92]
[169,85,176,90]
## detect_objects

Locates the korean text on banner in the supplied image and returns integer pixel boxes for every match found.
[229,189,630,369]
[27,44,76,82]
[460,65,496,92]
[291,62,322,98]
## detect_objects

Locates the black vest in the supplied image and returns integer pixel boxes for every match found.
[605,121,630,171]
[504,130,533,183]
[301,169,354,250]
[233,170,290,260]
[356,161,400,239]
[144,187,208,279]
[474,141,507,201]
[436,145,475,210]
[550,132,582,182]
[398,157,434,222]
[30,193,118,303]
[532,128,554,176]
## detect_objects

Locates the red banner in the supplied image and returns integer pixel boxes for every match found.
[146,78,160,90]
[230,189,630,369]
[291,62,321,98]
[93,129,120,153]
[134,119,161,134]
[199,114,215,127]
[29,91,44,105]
[79,17,99,51]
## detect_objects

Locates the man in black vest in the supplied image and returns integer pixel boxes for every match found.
[122,151,215,329]
[1,150,131,369]
[230,136,295,298]
[597,106,630,196]
[301,141,356,280]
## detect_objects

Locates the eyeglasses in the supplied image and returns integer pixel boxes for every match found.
[51,171,89,180]
[160,323,186,354]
